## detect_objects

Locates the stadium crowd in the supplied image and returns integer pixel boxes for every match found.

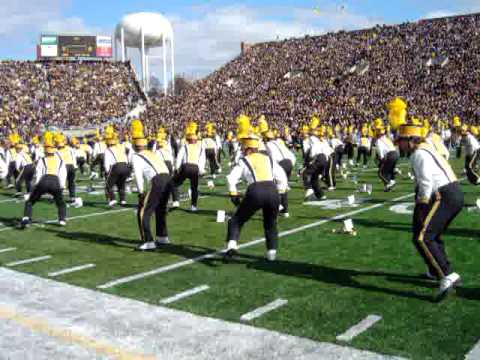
[143,13,480,135]
[0,61,142,138]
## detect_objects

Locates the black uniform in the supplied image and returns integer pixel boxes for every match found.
[24,154,66,223]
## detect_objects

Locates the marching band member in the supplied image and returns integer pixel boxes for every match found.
[173,121,206,212]
[303,126,333,201]
[374,121,398,191]
[55,133,78,202]
[397,123,463,300]
[265,130,295,217]
[72,138,87,175]
[357,126,371,168]
[202,123,220,178]
[225,129,288,261]
[104,126,130,206]
[343,125,355,166]
[462,124,480,185]
[30,136,41,161]
[92,132,107,179]
[155,130,180,207]
[319,127,336,190]
[215,130,224,171]
[81,137,93,166]
[21,132,67,228]
[5,134,19,189]
[130,120,173,250]
[452,116,463,159]
[14,140,34,195]
[123,133,133,157]
[329,127,344,170]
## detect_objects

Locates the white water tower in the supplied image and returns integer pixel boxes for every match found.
[115,12,174,95]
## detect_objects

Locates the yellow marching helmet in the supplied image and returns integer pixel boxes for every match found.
[156,129,167,143]
[300,124,310,136]
[315,124,326,138]
[460,124,469,135]
[327,126,334,138]
[240,131,260,149]
[71,137,79,147]
[226,130,234,142]
[43,131,57,155]
[453,116,461,128]
[54,132,66,147]
[309,115,320,133]
[398,123,424,139]
[257,115,269,135]
[372,118,385,136]
[205,122,215,137]
[236,114,251,140]
[104,125,118,146]
[32,135,40,145]
[185,121,198,141]
[8,133,20,146]
[131,119,147,147]
[387,97,407,131]
[361,127,368,136]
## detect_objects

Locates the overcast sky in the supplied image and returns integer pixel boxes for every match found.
[1,0,479,79]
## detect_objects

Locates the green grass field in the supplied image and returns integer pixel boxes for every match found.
[0,155,479,359]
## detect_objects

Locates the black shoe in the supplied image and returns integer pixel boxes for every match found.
[20,217,30,230]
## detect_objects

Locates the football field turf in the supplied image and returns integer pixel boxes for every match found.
[0,157,479,359]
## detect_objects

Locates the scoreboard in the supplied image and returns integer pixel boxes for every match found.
[58,36,97,58]
[38,34,112,60]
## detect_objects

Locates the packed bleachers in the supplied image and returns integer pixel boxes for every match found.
[144,12,480,134]
[0,60,142,137]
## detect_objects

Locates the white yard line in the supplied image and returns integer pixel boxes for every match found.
[0,199,17,204]
[0,208,131,233]
[159,285,210,305]
[240,299,288,322]
[465,339,480,360]
[0,247,17,254]
[336,315,382,342]
[6,255,51,267]
[97,192,414,289]
[48,264,96,277]
[0,195,209,233]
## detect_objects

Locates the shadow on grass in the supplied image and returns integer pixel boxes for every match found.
[0,216,19,228]
[353,218,410,232]
[173,208,220,217]
[354,218,478,239]
[43,228,221,268]
[203,252,442,302]
[44,228,139,249]
[81,200,138,210]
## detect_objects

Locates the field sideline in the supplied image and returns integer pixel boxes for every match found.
[0,156,479,359]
